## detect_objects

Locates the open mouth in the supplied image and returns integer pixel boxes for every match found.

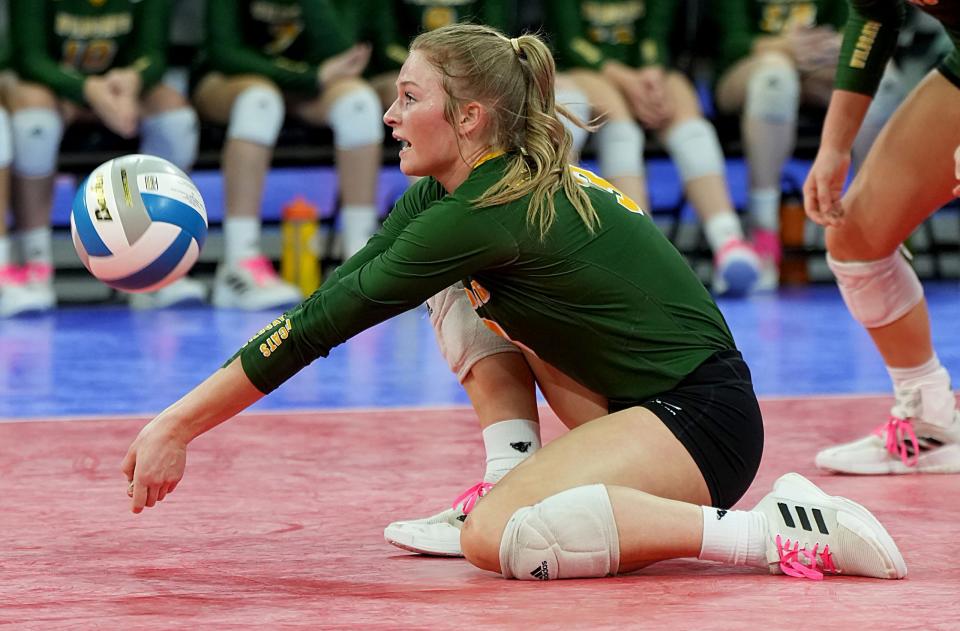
[394,134,411,155]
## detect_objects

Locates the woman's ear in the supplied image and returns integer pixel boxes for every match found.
[457,101,486,138]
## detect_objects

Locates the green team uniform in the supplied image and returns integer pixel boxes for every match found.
[546,0,678,71]
[203,0,353,95]
[336,0,511,76]
[714,0,849,75]
[836,0,960,95]
[234,155,736,405]
[11,0,171,104]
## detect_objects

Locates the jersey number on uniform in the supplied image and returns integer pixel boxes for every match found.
[570,165,643,214]
[63,39,118,74]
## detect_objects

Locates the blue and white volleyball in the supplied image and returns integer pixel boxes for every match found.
[70,154,207,293]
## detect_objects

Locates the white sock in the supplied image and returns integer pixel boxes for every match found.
[887,355,942,391]
[19,227,52,265]
[888,356,956,427]
[749,188,781,232]
[0,235,11,267]
[698,506,769,569]
[703,212,745,254]
[482,418,541,484]
[223,216,261,264]
[340,204,378,259]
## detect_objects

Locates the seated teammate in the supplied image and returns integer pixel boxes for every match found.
[194,0,382,309]
[7,0,205,312]
[122,24,905,582]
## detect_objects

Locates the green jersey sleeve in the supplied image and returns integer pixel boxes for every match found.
[206,0,351,94]
[639,0,677,67]
[715,0,756,68]
[129,0,171,93]
[235,181,517,394]
[836,0,905,95]
[550,0,606,70]
[335,0,407,73]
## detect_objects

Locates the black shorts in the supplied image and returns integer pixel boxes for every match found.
[609,349,764,509]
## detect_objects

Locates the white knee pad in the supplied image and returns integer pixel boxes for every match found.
[556,87,592,157]
[499,484,620,580]
[827,249,924,328]
[140,107,199,171]
[744,63,800,124]
[0,108,11,168]
[11,108,64,178]
[226,85,285,146]
[427,283,520,383]
[663,118,726,183]
[596,119,645,179]
[328,86,384,150]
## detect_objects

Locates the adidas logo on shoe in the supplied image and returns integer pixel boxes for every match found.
[777,502,830,535]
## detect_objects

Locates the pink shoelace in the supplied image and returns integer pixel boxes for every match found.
[241,255,280,286]
[452,482,494,515]
[775,534,838,581]
[875,416,920,467]
[0,265,26,286]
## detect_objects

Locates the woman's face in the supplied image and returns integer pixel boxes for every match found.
[384,51,462,180]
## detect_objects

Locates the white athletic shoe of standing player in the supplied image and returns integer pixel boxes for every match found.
[751,473,906,579]
[384,482,492,557]
[815,374,960,474]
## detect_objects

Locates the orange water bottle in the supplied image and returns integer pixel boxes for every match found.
[281,196,321,295]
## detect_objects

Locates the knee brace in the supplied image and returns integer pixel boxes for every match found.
[499,484,620,580]
[140,107,199,171]
[226,85,285,146]
[11,108,64,178]
[328,86,384,150]
[596,119,645,179]
[827,249,924,328]
[662,118,726,183]
[0,108,11,168]
[744,63,800,124]
[555,87,592,157]
[427,283,520,383]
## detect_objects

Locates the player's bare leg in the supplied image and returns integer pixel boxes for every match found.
[817,70,960,474]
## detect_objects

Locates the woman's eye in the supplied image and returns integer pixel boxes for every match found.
[404,92,416,103]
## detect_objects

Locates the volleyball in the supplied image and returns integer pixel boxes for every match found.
[70,154,207,293]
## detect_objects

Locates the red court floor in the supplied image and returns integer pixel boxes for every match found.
[2,396,958,629]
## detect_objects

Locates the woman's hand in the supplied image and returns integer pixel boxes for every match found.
[953,144,960,197]
[121,416,188,513]
[803,146,850,226]
[318,43,372,88]
[83,76,139,138]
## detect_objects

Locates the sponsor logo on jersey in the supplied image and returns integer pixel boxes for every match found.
[581,1,645,26]
[55,12,133,39]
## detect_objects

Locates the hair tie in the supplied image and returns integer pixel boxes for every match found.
[509,37,522,57]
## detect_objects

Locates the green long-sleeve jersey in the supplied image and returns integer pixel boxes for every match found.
[714,0,849,72]
[336,0,512,75]
[11,0,170,104]
[546,0,679,71]
[836,0,960,95]
[204,0,353,95]
[234,155,736,406]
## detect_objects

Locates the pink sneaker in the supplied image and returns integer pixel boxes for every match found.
[752,228,781,291]
[0,263,56,317]
[212,255,302,310]
[713,239,760,297]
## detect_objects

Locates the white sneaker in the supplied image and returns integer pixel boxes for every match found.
[816,378,960,474]
[128,276,208,309]
[384,482,492,557]
[712,239,760,297]
[752,473,907,580]
[212,255,302,311]
[0,263,56,317]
